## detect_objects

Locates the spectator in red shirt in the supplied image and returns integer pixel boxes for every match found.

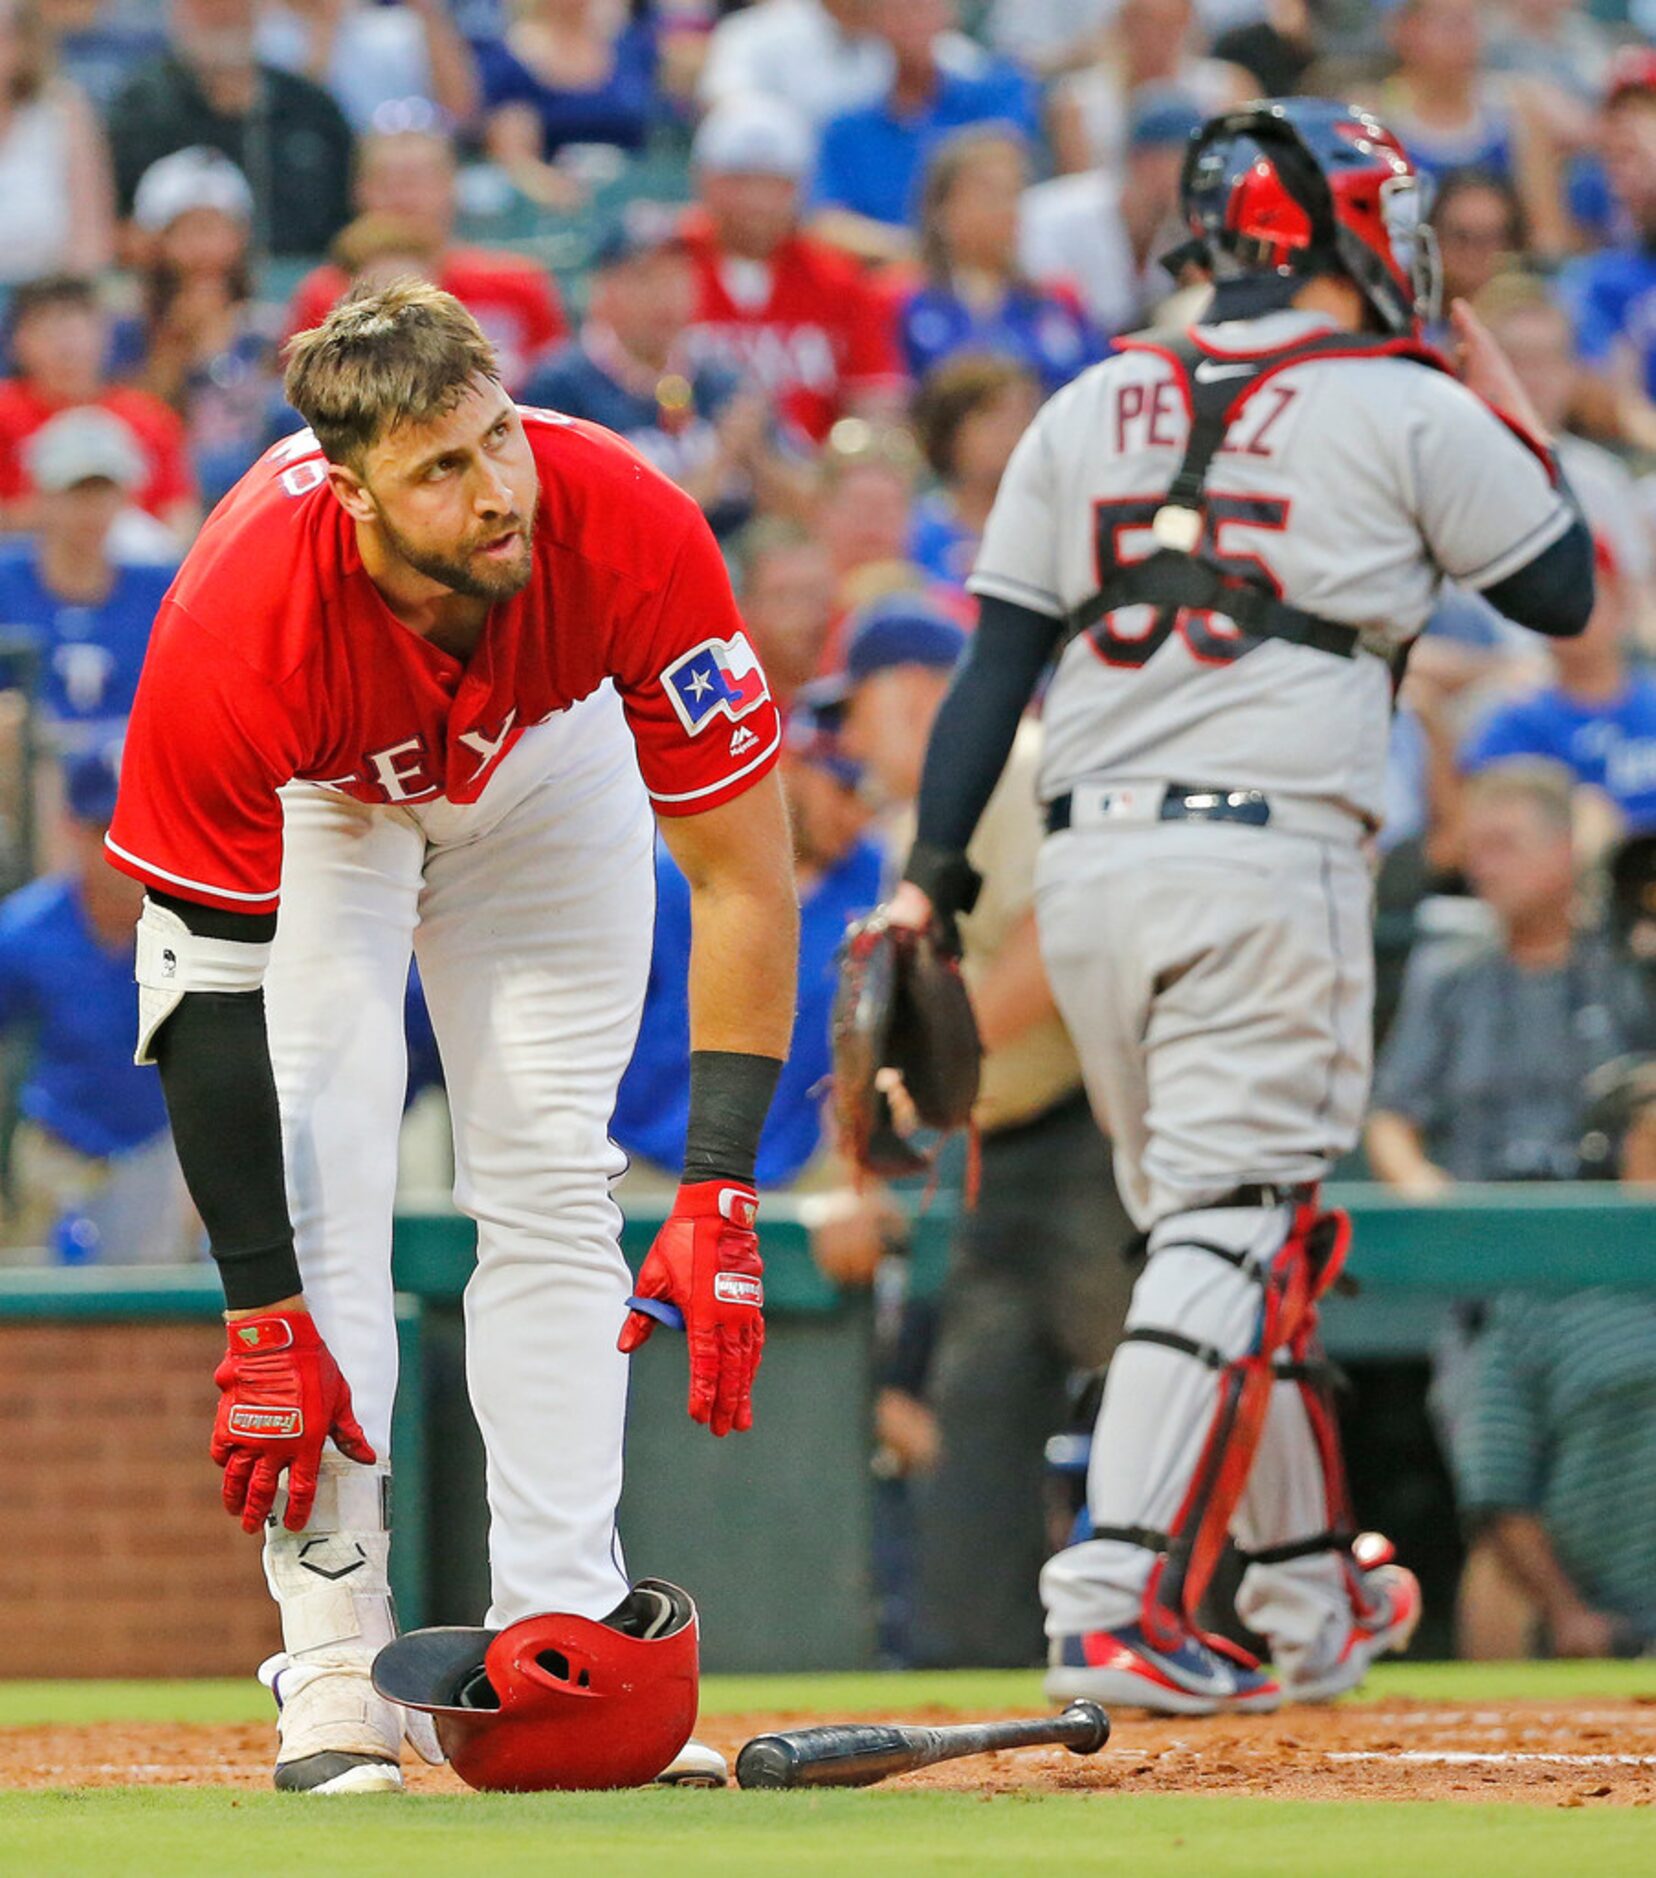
[285,126,566,392]
[0,274,197,540]
[681,94,904,445]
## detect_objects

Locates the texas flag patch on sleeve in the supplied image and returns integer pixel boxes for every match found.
[661,632,771,735]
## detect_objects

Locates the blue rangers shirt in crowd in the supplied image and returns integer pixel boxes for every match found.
[612,832,885,1187]
[1462,673,1656,833]
[0,758,168,1160]
[1558,243,1656,403]
[0,545,173,751]
[898,282,1102,395]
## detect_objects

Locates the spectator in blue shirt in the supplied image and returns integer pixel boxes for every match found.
[612,687,885,1189]
[523,203,812,539]
[1558,52,1656,451]
[476,0,661,209]
[811,0,1037,260]
[1461,538,1656,838]
[0,406,174,754]
[900,127,1101,398]
[0,749,190,1262]
[908,351,1040,591]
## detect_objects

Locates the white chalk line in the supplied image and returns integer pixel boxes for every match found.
[1330,1750,1656,1768]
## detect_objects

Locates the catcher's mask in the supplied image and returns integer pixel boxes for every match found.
[1171,97,1439,338]
[371,1579,698,1791]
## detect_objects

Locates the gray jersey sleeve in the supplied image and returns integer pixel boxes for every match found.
[1405,377,1574,591]
[969,404,1065,619]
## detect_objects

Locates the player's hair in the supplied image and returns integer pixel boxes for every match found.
[912,353,1038,479]
[1463,759,1577,840]
[283,279,500,468]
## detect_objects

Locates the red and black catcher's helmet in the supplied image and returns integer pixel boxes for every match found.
[371,1579,699,1792]
[1176,98,1439,337]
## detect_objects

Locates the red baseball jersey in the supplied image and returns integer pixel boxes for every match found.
[107,410,781,914]
[680,216,904,444]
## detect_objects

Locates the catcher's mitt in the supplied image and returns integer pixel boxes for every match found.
[831,912,983,1180]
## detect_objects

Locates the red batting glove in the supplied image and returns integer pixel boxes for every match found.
[618,1179,765,1437]
[210,1309,375,1534]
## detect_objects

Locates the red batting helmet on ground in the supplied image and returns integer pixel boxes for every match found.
[371,1579,699,1791]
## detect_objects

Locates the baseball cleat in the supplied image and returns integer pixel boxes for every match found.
[1045,1622,1282,1716]
[1277,1541,1423,1704]
[274,1750,404,1795]
[261,1651,408,1793]
[655,1738,730,1786]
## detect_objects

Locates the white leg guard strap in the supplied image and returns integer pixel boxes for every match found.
[261,1453,426,1765]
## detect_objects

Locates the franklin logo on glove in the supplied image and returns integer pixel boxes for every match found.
[713,1273,763,1306]
[212,1308,375,1533]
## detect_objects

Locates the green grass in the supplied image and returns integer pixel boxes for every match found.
[3,1665,1655,1876]
[2,1790,1653,1878]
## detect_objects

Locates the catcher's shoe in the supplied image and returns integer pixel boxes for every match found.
[1275,1538,1423,1705]
[1045,1622,1282,1716]
[261,1653,405,1794]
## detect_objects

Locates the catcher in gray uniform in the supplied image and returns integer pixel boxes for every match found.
[882,99,1594,1714]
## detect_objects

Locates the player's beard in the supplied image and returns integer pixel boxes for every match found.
[375,494,540,603]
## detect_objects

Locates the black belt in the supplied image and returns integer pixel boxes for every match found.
[1045,784,1272,835]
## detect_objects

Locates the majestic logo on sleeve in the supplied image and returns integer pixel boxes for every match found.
[661,632,771,736]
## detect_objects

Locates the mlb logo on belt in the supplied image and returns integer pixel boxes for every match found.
[661,632,770,736]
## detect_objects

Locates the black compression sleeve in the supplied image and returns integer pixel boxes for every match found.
[683,1050,783,1185]
[148,892,297,1311]
[1481,513,1595,639]
[909,595,1062,861]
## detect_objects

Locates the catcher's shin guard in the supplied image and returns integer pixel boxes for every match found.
[262,1453,440,1774]
[1093,1196,1351,1653]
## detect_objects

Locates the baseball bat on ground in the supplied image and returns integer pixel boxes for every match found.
[734,1700,1110,1789]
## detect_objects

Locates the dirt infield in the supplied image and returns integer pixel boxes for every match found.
[3,1700,1655,1806]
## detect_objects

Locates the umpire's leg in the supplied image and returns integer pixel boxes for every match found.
[913,1093,1132,1666]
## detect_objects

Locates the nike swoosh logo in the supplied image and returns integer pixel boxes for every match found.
[1192,360,1257,383]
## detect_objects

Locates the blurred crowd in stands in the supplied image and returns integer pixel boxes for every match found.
[0,0,1654,1666]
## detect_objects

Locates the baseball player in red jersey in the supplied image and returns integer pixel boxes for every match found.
[107,282,798,1792]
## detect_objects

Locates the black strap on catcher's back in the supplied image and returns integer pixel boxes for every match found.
[1062,328,1437,663]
